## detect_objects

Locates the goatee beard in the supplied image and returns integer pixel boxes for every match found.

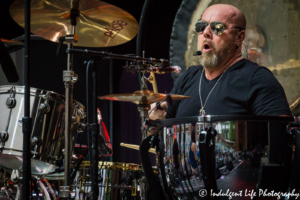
[199,42,235,69]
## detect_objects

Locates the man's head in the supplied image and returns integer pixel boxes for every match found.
[197,4,246,70]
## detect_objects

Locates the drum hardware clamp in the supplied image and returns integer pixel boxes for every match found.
[2,174,14,199]
[0,131,8,153]
[6,86,16,109]
[31,136,41,158]
[39,93,51,114]
[11,170,23,199]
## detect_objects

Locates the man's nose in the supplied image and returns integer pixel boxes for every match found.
[203,25,212,39]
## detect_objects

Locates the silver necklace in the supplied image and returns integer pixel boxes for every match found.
[198,66,230,115]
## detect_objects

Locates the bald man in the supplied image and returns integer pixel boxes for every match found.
[150,4,291,120]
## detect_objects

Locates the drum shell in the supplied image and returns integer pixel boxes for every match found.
[75,162,145,200]
[150,116,296,199]
[0,85,85,175]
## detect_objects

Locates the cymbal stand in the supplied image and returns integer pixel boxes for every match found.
[138,74,150,140]
[84,57,102,200]
[23,0,31,198]
[60,9,79,199]
[66,49,170,141]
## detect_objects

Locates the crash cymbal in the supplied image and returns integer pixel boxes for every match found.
[9,0,139,47]
[0,38,23,46]
[98,90,191,105]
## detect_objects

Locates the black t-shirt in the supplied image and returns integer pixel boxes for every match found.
[167,59,291,118]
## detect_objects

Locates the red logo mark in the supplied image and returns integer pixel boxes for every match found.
[104,20,128,38]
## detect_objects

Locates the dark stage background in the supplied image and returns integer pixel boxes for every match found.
[0,0,183,165]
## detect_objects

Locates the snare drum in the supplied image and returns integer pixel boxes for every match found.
[147,115,296,199]
[0,85,85,176]
[74,161,157,200]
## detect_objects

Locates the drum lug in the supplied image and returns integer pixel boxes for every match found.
[0,131,8,143]
[39,92,51,114]
[0,131,8,153]
[39,103,50,114]
[31,137,42,158]
[6,86,16,108]
[6,97,16,108]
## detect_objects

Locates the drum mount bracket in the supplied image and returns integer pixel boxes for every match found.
[0,169,15,199]
[0,131,8,153]
[11,169,23,199]
[6,86,16,109]
[63,70,78,84]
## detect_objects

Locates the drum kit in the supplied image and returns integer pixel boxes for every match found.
[0,0,300,200]
[142,116,300,199]
[0,0,190,199]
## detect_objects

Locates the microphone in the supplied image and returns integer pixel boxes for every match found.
[146,66,181,74]
[0,39,19,82]
[193,51,202,56]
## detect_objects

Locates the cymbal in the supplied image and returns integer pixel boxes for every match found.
[0,38,23,46]
[9,0,139,47]
[98,90,191,105]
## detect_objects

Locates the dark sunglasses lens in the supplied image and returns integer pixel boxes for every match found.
[210,22,225,35]
[195,21,208,33]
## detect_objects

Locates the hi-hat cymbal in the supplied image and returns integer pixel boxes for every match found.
[98,90,191,105]
[9,0,139,47]
[0,38,24,46]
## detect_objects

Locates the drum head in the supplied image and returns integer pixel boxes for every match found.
[0,85,85,177]
[0,155,58,175]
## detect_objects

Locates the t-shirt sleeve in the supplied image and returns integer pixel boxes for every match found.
[166,66,199,118]
[248,68,291,116]
[166,73,184,118]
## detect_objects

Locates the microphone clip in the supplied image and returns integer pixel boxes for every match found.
[193,51,202,56]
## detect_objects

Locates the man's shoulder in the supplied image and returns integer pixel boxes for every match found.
[175,65,201,83]
[233,59,272,77]
[186,65,202,73]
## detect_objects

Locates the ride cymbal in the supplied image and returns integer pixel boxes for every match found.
[98,90,191,105]
[9,0,139,47]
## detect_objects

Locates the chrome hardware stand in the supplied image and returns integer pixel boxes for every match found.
[60,8,79,199]
[23,0,32,198]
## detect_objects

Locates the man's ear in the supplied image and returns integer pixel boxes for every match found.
[236,30,245,46]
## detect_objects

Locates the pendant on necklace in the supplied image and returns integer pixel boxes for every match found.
[199,107,205,115]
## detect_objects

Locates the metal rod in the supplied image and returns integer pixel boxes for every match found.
[138,105,150,140]
[92,67,99,199]
[66,49,168,64]
[64,26,75,187]
[136,0,152,90]
[22,0,32,198]
[109,57,113,162]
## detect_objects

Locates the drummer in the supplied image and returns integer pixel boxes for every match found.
[150,4,291,120]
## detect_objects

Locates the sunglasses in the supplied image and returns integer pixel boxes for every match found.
[195,20,244,35]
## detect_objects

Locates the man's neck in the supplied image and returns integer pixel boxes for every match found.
[205,54,243,80]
